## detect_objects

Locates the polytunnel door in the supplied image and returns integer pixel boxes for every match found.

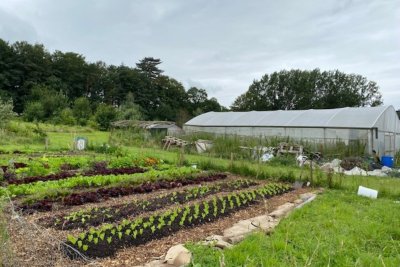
[384,132,395,156]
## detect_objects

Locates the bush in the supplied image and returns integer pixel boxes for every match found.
[73,97,92,126]
[54,108,76,125]
[24,102,46,122]
[0,97,16,128]
[94,104,117,131]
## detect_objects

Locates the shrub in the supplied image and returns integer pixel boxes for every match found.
[24,102,46,122]
[0,97,16,128]
[94,104,117,131]
[73,97,92,126]
[55,108,76,125]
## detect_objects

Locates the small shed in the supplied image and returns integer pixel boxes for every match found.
[112,120,183,136]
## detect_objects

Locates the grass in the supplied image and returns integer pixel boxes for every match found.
[122,146,400,199]
[0,121,110,152]
[188,190,400,267]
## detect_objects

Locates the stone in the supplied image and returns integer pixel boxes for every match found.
[320,163,333,172]
[293,198,303,204]
[269,203,295,218]
[331,159,342,168]
[223,223,255,239]
[203,235,232,249]
[227,234,246,244]
[247,215,279,231]
[165,244,192,267]
[143,260,169,267]
[344,167,367,176]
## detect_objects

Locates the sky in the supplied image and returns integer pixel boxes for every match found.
[0,0,399,108]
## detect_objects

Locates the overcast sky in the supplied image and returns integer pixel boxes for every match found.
[0,0,399,108]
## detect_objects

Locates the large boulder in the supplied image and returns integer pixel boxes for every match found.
[164,244,192,267]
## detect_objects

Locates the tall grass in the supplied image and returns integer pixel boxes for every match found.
[188,190,400,266]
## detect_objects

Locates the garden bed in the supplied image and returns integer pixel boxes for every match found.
[40,179,257,229]
[63,183,292,258]
[19,173,228,213]
[5,166,146,185]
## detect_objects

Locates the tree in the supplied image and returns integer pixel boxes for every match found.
[186,87,223,115]
[231,69,383,111]
[94,104,118,131]
[25,84,68,120]
[118,92,142,120]
[24,102,45,122]
[136,57,163,80]
[0,97,16,128]
[73,97,92,125]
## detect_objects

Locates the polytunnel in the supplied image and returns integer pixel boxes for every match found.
[184,106,400,156]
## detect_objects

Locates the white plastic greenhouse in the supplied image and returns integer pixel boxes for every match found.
[184,106,400,156]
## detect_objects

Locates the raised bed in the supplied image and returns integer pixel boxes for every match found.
[6,166,146,185]
[20,173,228,213]
[41,179,257,229]
[63,183,292,259]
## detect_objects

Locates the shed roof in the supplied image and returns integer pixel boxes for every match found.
[185,106,396,129]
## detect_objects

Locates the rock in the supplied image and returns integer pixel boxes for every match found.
[344,166,367,176]
[320,163,333,172]
[227,234,246,244]
[165,244,192,267]
[331,159,342,168]
[223,215,280,244]
[269,203,295,218]
[381,166,392,172]
[203,235,232,249]
[143,260,169,267]
[223,221,256,240]
[293,198,303,204]
[367,169,387,177]
[248,215,279,231]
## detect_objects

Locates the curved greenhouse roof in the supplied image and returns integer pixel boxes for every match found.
[185,106,397,130]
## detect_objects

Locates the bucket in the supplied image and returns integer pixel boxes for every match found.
[381,156,394,168]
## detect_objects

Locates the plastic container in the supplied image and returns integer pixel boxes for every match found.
[381,156,394,168]
[357,186,378,199]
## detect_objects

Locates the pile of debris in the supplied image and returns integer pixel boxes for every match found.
[320,157,398,177]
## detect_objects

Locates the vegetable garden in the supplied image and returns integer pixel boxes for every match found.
[0,152,298,265]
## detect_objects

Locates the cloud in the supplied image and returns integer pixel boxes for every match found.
[0,8,38,43]
[0,0,399,108]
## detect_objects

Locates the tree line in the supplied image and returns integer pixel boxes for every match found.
[231,69,382,111]
[0,38,384,130]
[0,39,223,129]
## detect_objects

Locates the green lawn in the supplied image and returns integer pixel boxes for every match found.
[189,190,400,267]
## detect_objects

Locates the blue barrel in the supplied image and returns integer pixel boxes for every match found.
[381,156,394,168]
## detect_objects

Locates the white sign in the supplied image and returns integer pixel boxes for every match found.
[75,138,87,151]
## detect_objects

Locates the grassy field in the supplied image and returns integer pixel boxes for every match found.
[0,121,109,152]
[189,190,400,266]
